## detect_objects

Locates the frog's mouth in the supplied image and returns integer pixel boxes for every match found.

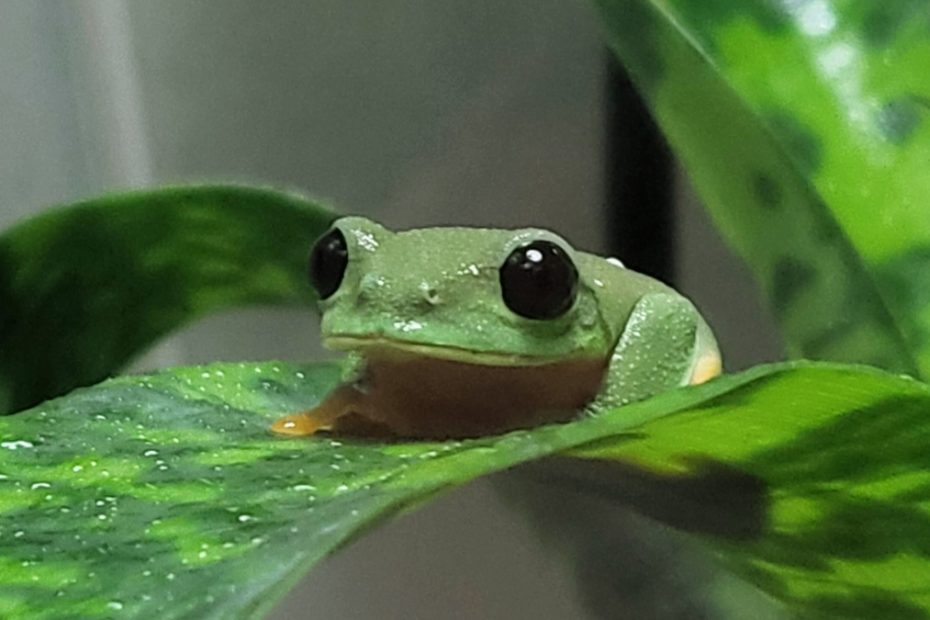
[324,335,579,367]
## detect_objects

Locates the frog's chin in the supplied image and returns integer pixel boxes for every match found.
[323,335,576,367]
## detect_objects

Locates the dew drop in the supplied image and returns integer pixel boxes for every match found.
[1,440,34,450]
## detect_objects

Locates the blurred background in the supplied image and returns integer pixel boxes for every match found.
[0,1,783,617]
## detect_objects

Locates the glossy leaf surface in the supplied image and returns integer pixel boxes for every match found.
[594,0,930,377]
[1,360,928,618]
[0,186,334,415]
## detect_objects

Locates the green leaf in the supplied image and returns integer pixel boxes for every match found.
[1,360,928,618]
[593,0,930,377]
[0,185,335,415]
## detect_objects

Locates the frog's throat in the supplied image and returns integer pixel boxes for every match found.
[323,335,593,367]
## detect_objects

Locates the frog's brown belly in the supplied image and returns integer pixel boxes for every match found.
[270,347,610,439]
[342,356,607,438]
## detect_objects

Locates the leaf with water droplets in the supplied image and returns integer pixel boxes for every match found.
[1,360,929,618]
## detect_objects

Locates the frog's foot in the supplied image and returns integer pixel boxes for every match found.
[270,412,332,436]
[270,384,361,437]
[689,352,723,385]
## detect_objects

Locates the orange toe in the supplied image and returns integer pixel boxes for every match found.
[689,353,723,385]
[270,412,331,436]
[270,384,364,437]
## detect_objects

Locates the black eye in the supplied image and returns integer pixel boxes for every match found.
[309,228,348,299]
[499,240,578,320]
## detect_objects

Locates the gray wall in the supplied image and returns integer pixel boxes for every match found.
[0,1,781,618]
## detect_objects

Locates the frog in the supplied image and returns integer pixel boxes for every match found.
[271,216,721,440]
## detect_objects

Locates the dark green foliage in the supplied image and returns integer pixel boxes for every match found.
[0,186,334,415]
[594,0,930,378]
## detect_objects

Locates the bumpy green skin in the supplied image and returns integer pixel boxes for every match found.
[0,185,334,415]
[595,0,930,377]
[322,217,715,407]
[1,360,928,619]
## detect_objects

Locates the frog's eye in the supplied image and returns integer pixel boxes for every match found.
[309,228,348,299]
[499,240,578,320]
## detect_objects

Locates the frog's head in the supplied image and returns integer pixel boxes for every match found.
[308,216,623,365]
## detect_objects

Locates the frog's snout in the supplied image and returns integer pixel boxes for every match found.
[356,273,443,313]
[357,272,388,303]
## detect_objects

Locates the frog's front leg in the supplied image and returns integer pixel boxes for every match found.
[271,384,363,436]
[589,293,721,414]
[271,353,370,437]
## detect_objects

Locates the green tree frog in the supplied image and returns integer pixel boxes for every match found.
[272,216,721,439]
